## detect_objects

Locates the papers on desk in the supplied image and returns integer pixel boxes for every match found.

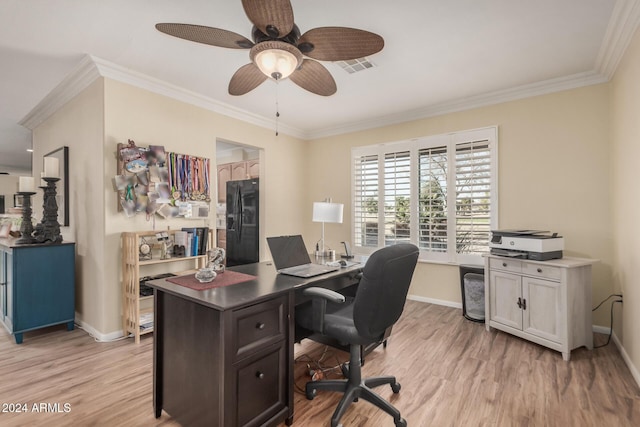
[326,260,360,268]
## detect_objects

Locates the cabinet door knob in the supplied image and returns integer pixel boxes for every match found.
[537,268,542,273]
[517,297,522,309]
[522,298,527,310]
[256,322,265,330]
[502,262,507,267]
[256,371,265,379]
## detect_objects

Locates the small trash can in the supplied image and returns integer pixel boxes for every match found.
[459,265,485,322]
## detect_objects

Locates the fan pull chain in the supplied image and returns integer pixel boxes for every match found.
[275,80,280,136]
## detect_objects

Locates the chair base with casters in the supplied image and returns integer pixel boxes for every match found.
[296,243,419,427]
[305,342,406,427]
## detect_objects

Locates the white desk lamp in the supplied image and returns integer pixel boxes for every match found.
[312,200,344,258]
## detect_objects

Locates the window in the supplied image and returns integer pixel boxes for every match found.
[352,127,498,264]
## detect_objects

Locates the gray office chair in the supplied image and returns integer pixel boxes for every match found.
[296,243,419,427]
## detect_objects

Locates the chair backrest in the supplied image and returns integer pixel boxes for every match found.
[353,243,419,340]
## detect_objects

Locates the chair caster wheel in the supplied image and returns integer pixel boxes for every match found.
[395,417,407,427]
[391,382,401,393]
[306,388,316,400]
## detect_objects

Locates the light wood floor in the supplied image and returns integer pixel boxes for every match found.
[0,301,638,426]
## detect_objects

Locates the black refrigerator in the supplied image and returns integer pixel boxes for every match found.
[226,178,259,266]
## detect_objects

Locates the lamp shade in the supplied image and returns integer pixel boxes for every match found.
[312,202,344,224]
[250,40,303,80]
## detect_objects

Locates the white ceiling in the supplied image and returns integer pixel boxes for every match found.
[1,0,638,172]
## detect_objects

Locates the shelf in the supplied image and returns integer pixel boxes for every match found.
[122,230,213,344]
[138,255,206,266]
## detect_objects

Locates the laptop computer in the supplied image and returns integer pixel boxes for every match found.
[267,235,340,278]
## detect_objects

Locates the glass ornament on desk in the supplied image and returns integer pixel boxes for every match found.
[207,247,226,274]
[195,267,216,283]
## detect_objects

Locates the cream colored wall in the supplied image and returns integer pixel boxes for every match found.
[0,176,19,208]
[611,26,640,378]
[102,78,309,334]
[307,84,613,324]
[32,79,106,330]
[28,65,619,344]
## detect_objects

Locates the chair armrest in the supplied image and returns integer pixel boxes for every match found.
[301,287,346,334]
[303,287,346,303]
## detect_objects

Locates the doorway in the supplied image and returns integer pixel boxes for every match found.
[215,139,264,264]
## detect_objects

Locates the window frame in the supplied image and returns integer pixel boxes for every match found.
[351,126,498,265]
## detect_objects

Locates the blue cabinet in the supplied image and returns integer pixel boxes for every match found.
[0,241,75,344]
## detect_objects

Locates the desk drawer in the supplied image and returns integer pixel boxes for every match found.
[233,296,287,360]
[235,343,287,427]
[489,257,522,274]
[522,262,562,281]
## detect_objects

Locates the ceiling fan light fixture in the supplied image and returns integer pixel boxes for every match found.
[250,40,302,80]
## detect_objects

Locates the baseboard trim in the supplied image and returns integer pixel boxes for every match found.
[74,316,126,342]
[611,330,640,389]
[407,294,462,309]
[592,324,611,335]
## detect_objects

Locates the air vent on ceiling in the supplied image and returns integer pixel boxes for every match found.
[335,57,376,74]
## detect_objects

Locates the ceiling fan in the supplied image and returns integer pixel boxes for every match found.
[156,0,384,97]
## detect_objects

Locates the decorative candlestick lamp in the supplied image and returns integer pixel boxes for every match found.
[15,192,36,244]
[15,177,36,244]
[33,177,62,244]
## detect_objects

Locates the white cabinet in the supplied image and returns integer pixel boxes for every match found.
[485,255,596,361]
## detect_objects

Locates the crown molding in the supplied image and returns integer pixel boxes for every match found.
[21,0,640,142]
[89,56,305,139]
[305,70,609,140]
[19,55,100,130]
[19,54,306,139]
[596,0,640,79]
[307,0,640,140]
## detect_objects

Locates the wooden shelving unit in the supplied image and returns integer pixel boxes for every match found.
[121,230,208,343]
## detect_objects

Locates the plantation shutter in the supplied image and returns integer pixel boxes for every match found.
[353,154,379,248]
[418,146,448,253]
[383,151,411,246]
[352,126,497,263]
[455,140,492,255]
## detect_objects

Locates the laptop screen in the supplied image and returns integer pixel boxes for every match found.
[266,235,312,270]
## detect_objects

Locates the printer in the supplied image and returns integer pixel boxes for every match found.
[490,229,564,261]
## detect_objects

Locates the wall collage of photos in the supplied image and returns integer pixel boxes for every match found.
[115,139,210,220]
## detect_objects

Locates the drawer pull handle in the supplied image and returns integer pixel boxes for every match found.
[256,371,265,380]
[537,268,542,273]
[256,322,265,330]
[502,262,507,267]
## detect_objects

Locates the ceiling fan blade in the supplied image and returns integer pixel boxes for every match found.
[289,59,337,96]
[298,27,384,61]
[241,0,294,38]
[156,23,254,49]
[229,63,268,96]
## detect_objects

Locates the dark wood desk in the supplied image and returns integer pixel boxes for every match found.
[149,259,364,427]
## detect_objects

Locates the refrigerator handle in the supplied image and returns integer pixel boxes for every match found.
[236,185,243,242]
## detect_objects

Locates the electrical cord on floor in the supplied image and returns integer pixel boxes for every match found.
[592,294,623,348]
[293,346,345,395]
